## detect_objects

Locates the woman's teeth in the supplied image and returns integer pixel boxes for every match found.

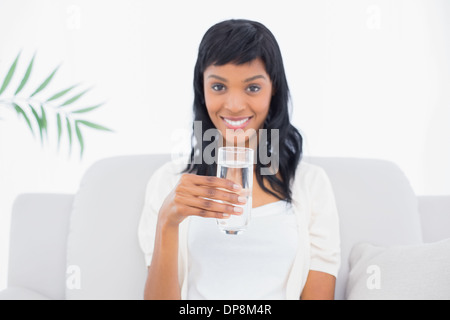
[223,117,249,126]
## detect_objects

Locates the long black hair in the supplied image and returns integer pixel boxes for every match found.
[183,19,303,203]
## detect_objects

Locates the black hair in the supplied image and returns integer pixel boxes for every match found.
[183,19,303,203]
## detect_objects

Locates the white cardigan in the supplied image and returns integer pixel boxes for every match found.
[138,159,341,300]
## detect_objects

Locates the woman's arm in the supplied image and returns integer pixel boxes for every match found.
[301,166,340,300]
[144,218,181,300]
[143,174,244,300]
[300,270,336,300]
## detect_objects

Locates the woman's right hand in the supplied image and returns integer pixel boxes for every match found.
[158,173,247,228]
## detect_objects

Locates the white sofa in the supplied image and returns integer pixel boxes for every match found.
[1,154,449,300]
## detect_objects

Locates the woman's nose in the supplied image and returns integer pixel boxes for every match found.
[224,93,246,113]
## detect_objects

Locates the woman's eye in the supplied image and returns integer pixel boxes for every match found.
[211,84,226,91]
[247,85,261,93]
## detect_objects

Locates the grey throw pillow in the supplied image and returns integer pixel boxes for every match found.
[346,238,450,299]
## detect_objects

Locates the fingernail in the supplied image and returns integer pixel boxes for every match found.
[233,184,241,190]
[238,196,247,204]
[234,206,243,213]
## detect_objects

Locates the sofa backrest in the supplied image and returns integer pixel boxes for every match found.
[66,154,170,299]
[66,154,423,300]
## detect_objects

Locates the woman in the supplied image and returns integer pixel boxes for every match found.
[138,19,340,300]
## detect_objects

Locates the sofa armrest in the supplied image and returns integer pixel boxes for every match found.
[6,193,74,300]
[417,195,450,243]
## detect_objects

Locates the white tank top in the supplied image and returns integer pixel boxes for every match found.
[186,200,298,299]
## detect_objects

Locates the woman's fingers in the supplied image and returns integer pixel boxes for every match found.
[172,174,247,219]
[176,183,247,205]
[174,192,243,219]
[175,203,229,219]
[181,174,241,192]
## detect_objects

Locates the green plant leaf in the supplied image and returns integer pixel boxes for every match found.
[46,83,78,102]
[13,103,34,136]
[75,121,84,159]
[28,104,48,144]
[15,52,35,96]
[75,119,113,132]
[56,113,62,150]
[0,51,112,159]
[28,104,44,144]
[40,104,48,140]
[66,117,72,155]
[58,88,90,107]
[29,65,60,98]
[0,51,21,96]
[71,102,104,114]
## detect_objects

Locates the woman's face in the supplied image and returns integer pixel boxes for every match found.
[203,58,273,148]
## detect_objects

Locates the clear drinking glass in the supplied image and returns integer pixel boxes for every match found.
[216,147,254,235]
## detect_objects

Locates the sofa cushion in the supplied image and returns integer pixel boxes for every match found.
[346,239,450,299]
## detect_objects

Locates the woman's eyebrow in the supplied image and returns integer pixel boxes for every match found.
[207,75,228,82]
[207,74,268,83]
[243,75,267,83]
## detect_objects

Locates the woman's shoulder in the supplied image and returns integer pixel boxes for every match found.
[152,158,188,178]
[149,160,187,183]
[291,159,333,193]
[294,160,328,179]
[145,159,187,191]
[143,159,188,208]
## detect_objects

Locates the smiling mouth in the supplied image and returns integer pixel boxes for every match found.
[221,116,253,129]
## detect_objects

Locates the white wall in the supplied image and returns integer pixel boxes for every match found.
[0,0,449,291]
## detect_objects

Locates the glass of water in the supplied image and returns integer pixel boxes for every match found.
[216,147,254,235]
